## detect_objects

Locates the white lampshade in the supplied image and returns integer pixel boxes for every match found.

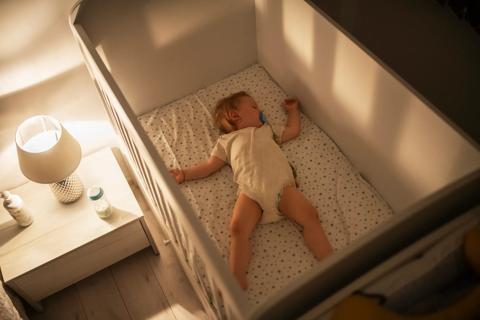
[16,115,82,184]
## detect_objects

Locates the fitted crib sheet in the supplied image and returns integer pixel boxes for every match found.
[138,64,393,306]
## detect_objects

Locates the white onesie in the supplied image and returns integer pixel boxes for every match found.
[211,124,295,224]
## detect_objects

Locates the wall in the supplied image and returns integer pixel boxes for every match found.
[255,0,480,212]
[306,0,480,145]
[0,0,81,96]
[77,0,257,116]
[0,0,115,191]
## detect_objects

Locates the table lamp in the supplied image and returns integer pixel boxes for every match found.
[16,115,83,203]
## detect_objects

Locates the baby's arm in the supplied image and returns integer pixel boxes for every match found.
[281,98,301,143]
[170,156,226,184]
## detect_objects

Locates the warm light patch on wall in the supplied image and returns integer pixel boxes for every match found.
[63,120,117,155]
[0,51,83,98]
[282,0,314,70]
[0,142,21,188]
[393,100,480,195]
[332,36,377,128]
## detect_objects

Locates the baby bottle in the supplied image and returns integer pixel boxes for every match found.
[1,191,33,227]
[87,186,112,218]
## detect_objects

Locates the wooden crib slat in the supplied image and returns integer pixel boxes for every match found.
[152,181,170,229]
[187,243,196,274]
[140,164,178,243]
[207,276,225,320]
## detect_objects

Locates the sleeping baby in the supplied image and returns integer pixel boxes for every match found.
[170,91,332,289]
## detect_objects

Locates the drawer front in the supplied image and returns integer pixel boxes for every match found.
[8,220,149,301]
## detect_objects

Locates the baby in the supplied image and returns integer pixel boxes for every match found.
[170,91,332,289]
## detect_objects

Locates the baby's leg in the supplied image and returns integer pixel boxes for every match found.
[229,193,262,289]
[279,186,333,260]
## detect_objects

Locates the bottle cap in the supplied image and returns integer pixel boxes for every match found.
[87,186,104,200]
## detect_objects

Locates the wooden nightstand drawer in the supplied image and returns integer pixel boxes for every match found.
[7,220,149,301]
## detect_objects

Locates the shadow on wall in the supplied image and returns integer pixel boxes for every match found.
[77,0,256,116]
[258,0,480,212]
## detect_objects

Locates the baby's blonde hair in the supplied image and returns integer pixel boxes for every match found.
[213,91,250,133]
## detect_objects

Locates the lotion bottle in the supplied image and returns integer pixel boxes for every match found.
[1,191,33,227]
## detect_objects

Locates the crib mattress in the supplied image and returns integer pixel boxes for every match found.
[138,64,393,306]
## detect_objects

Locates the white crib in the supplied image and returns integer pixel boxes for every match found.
[69,1,480,319]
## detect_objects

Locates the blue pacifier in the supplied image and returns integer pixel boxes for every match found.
[259,111,267,124]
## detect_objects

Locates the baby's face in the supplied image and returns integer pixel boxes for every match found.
[236,96,262,128]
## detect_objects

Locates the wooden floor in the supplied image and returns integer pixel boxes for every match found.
[27,245,207,320]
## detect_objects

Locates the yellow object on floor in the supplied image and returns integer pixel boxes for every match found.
[332,227,480,320]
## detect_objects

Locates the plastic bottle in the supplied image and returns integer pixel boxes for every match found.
[87,186,112,218]
[1,191,33,227]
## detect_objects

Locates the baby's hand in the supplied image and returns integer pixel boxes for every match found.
[283,98,299,112]
[170,169,185,184]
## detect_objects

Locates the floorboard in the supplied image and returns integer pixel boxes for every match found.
[28,285,87,320]
[75,268,132,320]
[110,251,176,320]
[145,248,208,320]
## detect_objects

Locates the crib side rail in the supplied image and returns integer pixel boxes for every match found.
[69,8,249,320]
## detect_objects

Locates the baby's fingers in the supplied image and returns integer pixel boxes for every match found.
[169,169,184,184]
[283,98,299,111]
[284,98,297,105]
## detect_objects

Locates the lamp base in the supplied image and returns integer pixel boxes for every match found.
[50,173,83,203]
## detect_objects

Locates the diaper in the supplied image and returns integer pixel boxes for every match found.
[239,179,296,224]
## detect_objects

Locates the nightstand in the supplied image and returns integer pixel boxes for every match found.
[0,148,153,311]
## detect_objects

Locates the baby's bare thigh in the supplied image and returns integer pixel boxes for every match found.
[230,193,262,233]
[278,186,319,225]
